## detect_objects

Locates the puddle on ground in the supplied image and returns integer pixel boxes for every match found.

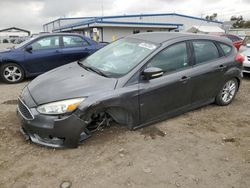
[2,100,18,105]
[140,126,166,139]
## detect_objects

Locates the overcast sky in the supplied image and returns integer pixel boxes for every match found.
[0,0,249,33]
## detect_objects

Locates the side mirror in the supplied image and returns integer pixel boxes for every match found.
[142,67,164,80]
[25,46,33,52]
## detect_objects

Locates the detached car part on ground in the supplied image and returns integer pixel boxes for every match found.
[17,32,243,148]
[0,33,104,83]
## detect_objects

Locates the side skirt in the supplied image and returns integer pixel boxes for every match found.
[132,98,215,130]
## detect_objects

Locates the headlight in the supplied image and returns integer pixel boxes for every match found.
[37,98,85,115]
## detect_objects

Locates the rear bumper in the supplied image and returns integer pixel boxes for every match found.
[17,108,90,148]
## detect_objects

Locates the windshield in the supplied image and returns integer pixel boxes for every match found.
[79,38,158,78]
[14,36,38,49]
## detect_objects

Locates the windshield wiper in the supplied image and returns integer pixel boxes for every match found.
[77,61,109,78]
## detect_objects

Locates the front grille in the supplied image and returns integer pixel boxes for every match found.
[18,98,34,120]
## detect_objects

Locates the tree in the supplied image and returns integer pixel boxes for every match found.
[230,15,246,28]
[205,13,218,21]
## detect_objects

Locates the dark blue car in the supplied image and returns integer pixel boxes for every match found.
[0,33,104,83]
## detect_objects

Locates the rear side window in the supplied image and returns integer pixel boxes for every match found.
[192,40,220,64]
[219,43,232,55]
[63,36,88,47]
[147,42,189,74]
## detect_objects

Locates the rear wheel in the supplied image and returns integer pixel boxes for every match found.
[0,63,25,84]
[215,78,238,106]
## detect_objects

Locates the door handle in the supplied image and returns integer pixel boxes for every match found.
[217,64,227,71]
[180,76,190,82]
[55,49,62,53]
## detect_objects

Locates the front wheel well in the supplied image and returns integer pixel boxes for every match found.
[81,107,134,131]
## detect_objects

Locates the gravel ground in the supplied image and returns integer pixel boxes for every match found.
[0,76,250,188]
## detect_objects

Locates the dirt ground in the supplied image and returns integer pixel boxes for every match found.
[0,76,250,188]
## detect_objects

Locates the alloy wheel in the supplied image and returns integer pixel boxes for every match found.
[221,80,237,104]
[3,66,22,82]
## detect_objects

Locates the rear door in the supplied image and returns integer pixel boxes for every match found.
[61,35,95,64]
[139,42,193,124]
[24,36,63,74]
[189,40,228,103]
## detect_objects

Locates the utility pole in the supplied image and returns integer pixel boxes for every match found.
[101,0,104,17]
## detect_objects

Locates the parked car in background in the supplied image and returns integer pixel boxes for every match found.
[239,35,250,73]
[220,34,243,51]
[0,33,105,83]
[17,32,243,148]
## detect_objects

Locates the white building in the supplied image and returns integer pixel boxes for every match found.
[0,27,30,43]
[228,28,250,39]
[43,13,223,42]
[187,25,225,35]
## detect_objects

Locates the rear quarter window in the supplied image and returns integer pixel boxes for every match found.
[219,43,232,55]
[63,36,88,47]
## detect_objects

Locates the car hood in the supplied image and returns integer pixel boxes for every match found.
[27,62,118,105]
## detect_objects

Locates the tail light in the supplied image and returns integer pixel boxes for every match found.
[235,53,245,64]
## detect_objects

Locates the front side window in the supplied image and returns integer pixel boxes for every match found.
[63,36,87,47]
[31,36,59,50]
[147,42,189,74]
[193,40,219,64]
[79,38,158,77]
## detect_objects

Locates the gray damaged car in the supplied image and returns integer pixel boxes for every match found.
[17,32,243,148]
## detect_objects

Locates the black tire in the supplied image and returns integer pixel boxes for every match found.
[215,78,238,106]
[0,63,25,84]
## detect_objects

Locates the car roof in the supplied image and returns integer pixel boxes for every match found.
[37,32,83,37]
[127,32,232,45]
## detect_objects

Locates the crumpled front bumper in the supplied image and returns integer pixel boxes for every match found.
[17,104,90,148]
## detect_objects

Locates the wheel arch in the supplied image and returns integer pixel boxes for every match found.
[106,106,135,129]
[234,76,241,91]
[224,67,242,91]
[78,104,136,130]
